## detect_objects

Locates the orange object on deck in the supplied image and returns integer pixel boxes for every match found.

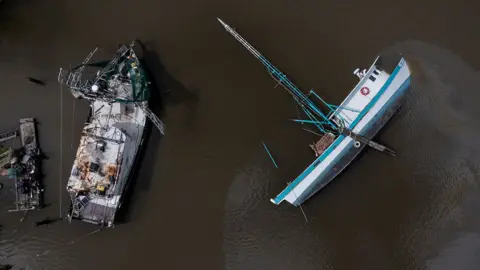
[310,133,336,157]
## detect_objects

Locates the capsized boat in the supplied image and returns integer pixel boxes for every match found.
[58,40,165,227]
[217,18,411,207]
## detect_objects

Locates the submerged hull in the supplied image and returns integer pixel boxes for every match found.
[272,57,411,206]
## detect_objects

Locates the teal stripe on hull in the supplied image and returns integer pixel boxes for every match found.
[290,76,411,206]
[272,59,407,205]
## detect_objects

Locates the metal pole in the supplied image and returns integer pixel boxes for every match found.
[261,142,279,168]
[341,128,396,156]
[59,84,63,218]
[292,188,308,223]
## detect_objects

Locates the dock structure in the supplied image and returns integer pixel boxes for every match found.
[0,131,16,143]
[8,118,44,212]
[0,131,16,168]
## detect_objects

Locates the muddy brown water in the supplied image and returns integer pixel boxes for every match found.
[1,0,480,269]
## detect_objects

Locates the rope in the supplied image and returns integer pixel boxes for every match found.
[292,188,308,223]
[293,98,301,121]
[59,83,63,218]
[67,228,102,245]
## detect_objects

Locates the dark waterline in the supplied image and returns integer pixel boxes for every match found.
[1,0,480,269]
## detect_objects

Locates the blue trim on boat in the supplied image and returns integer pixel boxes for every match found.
[272,59,406,204]
[291,75,411,205]
[257,55,338,129]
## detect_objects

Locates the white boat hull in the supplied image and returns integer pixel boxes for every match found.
[271,57,411,206]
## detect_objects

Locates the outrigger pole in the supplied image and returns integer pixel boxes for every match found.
[262,141,279,168]
[217,18,396,156]
[216,18,336,130]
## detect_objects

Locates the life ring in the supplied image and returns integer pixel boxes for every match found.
[360,87,370,96]
[353,141,361,148]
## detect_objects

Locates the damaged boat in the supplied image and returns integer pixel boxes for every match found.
[58,40,165,227]
[217,18,411,207]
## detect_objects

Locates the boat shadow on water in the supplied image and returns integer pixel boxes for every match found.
[115,39,199,224]
[136,39,200,128]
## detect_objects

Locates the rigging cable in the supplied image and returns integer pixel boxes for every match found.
[292,188,309,223]
[59,83,63,218]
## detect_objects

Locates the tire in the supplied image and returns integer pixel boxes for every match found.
[353,141,361,148]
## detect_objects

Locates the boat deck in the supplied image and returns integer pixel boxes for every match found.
[330,58,389,128]
[67,100,146,225]
[60,41,155,226]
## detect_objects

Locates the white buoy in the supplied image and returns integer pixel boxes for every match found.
[91,84,99,92]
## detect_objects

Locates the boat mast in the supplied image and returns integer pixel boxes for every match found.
[217,18,397,156]
[217,18,337,132]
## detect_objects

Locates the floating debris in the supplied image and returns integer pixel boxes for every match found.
[261,141,278,168]
[26,77,46,86]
